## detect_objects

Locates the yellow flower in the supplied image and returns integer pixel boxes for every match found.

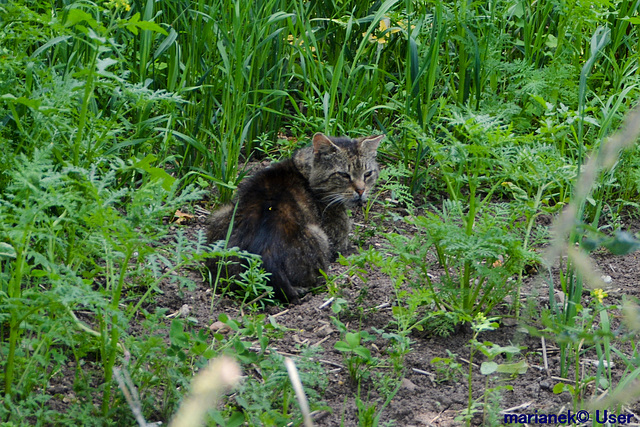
[396,20,416,32]
[287,35,316,52]
[474,312,487,324]
[105,0,131,11]
[364,18,402,44]
[591,288,608,304]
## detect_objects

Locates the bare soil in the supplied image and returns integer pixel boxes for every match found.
[152,197,640,426]
[41,187,640,426]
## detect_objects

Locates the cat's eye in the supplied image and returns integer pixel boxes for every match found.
[364,170,374,178]
[337,172,351,180]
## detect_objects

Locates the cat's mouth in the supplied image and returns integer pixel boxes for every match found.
[321,193,367,208]
[348,194,367,207]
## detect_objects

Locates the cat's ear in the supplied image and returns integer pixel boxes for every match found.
[312,133,340,154]
[359,134,385,153]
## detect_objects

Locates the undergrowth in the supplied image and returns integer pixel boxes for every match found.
[2,0,640,424]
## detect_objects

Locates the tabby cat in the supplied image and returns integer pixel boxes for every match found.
[206,132,384,303]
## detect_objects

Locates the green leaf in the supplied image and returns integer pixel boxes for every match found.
[493,344,523,356]
[353,346,371,360]
[96,57,120,80]
[169,319,189,347]
[267,12,295,24]
[235,342,257,363]
[529,94,551,110]
[598,377,609,389]
[502,182,529,201]
[331,298,344,314]
[345,332,361,348]
[220,314,239,331]
[153,28,178,60]
[0,242,16,259]
[1,95,41,109]
[553,382,573,394]
[30,269,48,277]
[134,154,176,191]
[86,27,106,43]
[64,9,98,29]
[496,360,528,375]
[581,237,600,252]
[480,361,498,375]
[227,412,246,427]
[334,341,352,353]
[602,231,640,255]
[131,19,168,36]
[31,36,72,58]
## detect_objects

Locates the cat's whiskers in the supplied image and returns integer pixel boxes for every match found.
[319,193,347,216]
[321,193,345,207]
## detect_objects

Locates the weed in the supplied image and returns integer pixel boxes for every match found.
[462,314,525,426]
[431,350,464,383]
[3,0,640,423]
[0,148,204,422]
[334,330,377,385]
[431,350,463,382]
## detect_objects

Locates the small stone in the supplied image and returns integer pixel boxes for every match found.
[502,317,518,327]
[179,304,190,316]
[438,395,452,406]
[401,378,418,391]
[209,321,231,334]
[315,325,333,338]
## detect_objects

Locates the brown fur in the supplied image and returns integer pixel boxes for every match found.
[206,133,383,303]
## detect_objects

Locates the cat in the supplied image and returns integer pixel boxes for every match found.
[206,132,384,303]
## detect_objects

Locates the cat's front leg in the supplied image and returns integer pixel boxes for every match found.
[321,207,351,257]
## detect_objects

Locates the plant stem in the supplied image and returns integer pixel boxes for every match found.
[4,223,32,396]
[74,46,98,166]
[101,244,135,415]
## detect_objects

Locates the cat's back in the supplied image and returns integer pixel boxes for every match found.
[232,158,321,248]
[239,158,310,206]
[229,158,330,302]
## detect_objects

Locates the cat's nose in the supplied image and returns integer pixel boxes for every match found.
[355,187,364,196]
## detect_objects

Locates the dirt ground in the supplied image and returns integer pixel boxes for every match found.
[151,196,640,426]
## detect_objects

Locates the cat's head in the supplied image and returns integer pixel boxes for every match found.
[308,133,384,207]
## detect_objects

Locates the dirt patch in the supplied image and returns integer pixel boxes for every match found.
[149,197,640,426]
[41,192,640,425]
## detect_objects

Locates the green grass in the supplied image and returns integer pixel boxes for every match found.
[2,0,640,424]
